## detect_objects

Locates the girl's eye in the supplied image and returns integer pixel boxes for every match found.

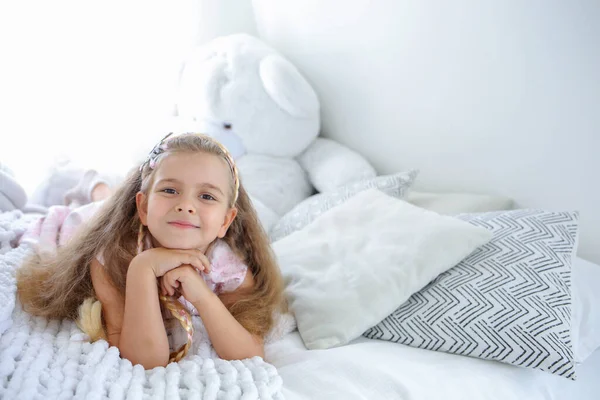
[162,188,177,194]
[200,194,216,201]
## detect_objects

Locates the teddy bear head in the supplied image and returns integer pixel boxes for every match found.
[175,33,320,158]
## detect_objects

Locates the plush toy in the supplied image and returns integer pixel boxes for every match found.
[27,159,121,210]
[174,33,378,232]
[0,162,28,212]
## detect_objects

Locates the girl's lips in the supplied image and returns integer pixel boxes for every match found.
[168,221,199,229]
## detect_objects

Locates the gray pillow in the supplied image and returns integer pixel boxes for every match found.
[269,170,418,242]
[364,209,579,379]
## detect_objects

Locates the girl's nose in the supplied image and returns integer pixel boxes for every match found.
[176,205,196,214]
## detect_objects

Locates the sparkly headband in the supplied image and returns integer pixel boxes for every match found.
[141,132,240,204]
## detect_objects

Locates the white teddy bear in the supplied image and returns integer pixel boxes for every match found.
[174,34,379,232]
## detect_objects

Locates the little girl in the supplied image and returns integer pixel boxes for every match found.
[16,133,285,369]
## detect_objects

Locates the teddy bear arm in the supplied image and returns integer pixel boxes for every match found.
[297,138,377,193]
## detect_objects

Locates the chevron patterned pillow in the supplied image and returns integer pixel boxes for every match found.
[364,209,579,379]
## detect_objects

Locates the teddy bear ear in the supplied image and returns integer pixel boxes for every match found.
[259,54,320,119]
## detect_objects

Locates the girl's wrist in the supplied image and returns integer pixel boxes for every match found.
[191,289,218,310]
[128,256,156,278]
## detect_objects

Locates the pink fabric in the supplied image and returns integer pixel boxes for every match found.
[20,206,71,257]
[204,240,248,293]
[20,202,103,257]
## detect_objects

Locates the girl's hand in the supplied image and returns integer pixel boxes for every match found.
[132,248,211,278]
[160,265,211,304]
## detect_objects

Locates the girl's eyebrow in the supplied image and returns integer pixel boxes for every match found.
[198,183,224,195]
[156,178,224,195]
[155,178,180,186]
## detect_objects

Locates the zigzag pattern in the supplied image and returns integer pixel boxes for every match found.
[364,209,578,379]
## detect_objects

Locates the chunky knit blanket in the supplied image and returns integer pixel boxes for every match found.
[0,210,284,399]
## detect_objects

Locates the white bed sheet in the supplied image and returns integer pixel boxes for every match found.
[266,332,600,400]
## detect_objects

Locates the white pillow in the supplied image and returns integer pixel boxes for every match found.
[272,189,493,350]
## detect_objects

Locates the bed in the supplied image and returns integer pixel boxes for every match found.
[267,257,600,400]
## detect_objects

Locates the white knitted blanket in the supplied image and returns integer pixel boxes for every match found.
[0,210,285,399]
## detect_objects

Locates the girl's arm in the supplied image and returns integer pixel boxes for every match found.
[92,258,169,367]
[93,248,211,369]
[90,258,125,348]
[192,273,264,360]
[119,259,169,369]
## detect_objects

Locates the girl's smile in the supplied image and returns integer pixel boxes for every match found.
[168,220,200,229]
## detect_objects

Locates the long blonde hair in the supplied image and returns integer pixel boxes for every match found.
[17,133,285,362]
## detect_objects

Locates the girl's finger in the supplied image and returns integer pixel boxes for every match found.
[197,258,210,273]
[197,253,211,273]
[168,273,180,295]
[162,272,176,296]
[193,257,206,272]
[182,254,204,272]
[160,279,168,296]
[179,250,211,273]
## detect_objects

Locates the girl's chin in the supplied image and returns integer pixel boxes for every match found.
[157,240,210,252]
[148,232,213,252]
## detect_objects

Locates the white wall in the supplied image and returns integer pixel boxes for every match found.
[253,0,600,263]
[195,0,258,45]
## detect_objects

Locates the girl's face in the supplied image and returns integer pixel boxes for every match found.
[136,152,237,252]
